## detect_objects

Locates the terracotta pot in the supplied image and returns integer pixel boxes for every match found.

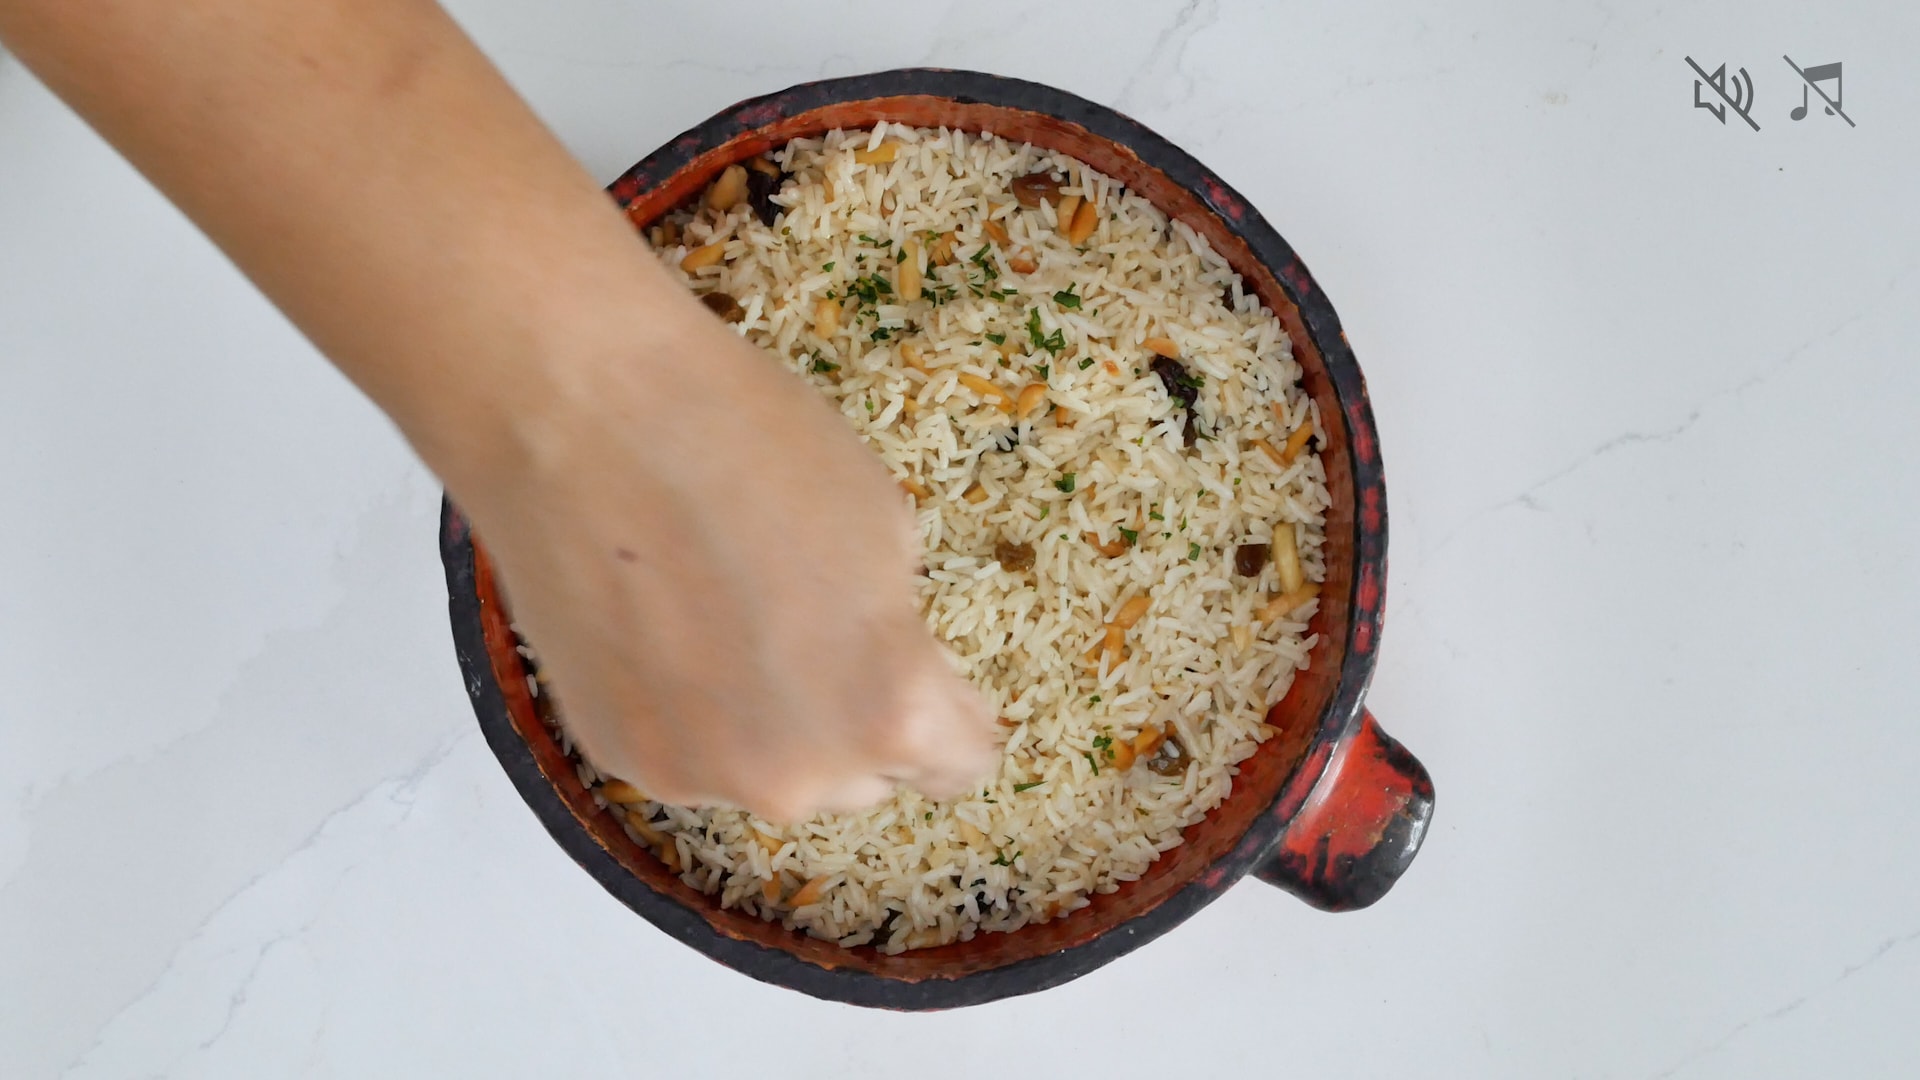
[440,68,1432,1009]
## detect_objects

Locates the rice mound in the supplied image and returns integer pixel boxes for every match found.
[562,124,1330,954]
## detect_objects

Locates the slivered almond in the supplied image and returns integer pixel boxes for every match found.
[813,298,841,339]
[1257,581,1321,623]
[1250,437,1287,468]
[705,164,748,212]
[1101,359,1121,377]
[1100,625,1126,665]
[790,875,831,907]
[658,841,682,873]
[1009,249,1038,274]
[1142,336,1181,358]
[963,482,989,505]
[762,877,783,902]
[624,809,666,847]
[853,141,899,165]
[1111,594,1151,630]
[900,476,929,501]
[899,341,930,372]
[1067,199,1100,245]
[1055,194,1082,237]
[956,820,987,846]
[1108,739,1137,771]
[901,396,921,418]
[1015,383,1047,420]
[898,238,923,301]
[1084,531,1128,558]
[996,715,1019,728]
[982,218,1011,246]
[1230,624,1254,652]
[601,780,647,804]
[1282,422,1315,462]
[1052,404,1075,427]
[680,242,726,272]
[959,373,1016,411]
[752,829,784,856]
[1272,524,1304,592]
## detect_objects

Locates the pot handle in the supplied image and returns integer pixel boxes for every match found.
[1254,710,1434,911]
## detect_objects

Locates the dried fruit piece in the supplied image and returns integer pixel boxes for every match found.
[994,539,1036,572]
[699,291,745,322]
[1234,543,1269,577]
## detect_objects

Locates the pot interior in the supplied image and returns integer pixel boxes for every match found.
[467,92,1362,981]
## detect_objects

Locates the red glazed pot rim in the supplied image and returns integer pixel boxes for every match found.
[441,68,1417,1010]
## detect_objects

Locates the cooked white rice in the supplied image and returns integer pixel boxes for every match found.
[568,124,1329,953]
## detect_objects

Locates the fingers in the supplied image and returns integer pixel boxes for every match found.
[864,635,999,802]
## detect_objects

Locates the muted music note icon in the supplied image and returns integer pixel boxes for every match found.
[1785,56,1855,127]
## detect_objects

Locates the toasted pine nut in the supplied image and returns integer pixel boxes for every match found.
[1084,531,1128,558]
[1257,581,1320,623]
[1015,383,1047,420]
[1250,437,1287,468]
[1108,739,1137,771]
[706,164,749,212]
[680,242,726,272]
[853,141,899,165]
[1142,336,1181,358]
[959,373,1016,411]
[1067,200,1099,245]
[761,877,782,902]
[1055,194,1082,237]
[790,875,831,907]
[898,238,923,301]
[963,482,989,505]
[1272,524,1304,592]
[602,780,648,804]
[956,820,987,846]
[1230,624,1254,652]
[982,219,1011,246]
[930,231,957,265]
[1111,594,1151,630]
[1052,404,1075,427]
[813,297,841,337]
[1008,249,1038,274]
[1281,422,1315,463]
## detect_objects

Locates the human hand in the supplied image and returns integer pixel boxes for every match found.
[445,297,998,822]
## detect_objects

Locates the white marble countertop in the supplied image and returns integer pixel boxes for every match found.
[5,1,1918,1076]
